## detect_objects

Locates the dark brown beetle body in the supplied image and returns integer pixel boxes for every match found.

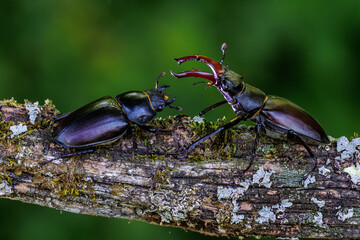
[171,44,329,176]
[53,73,182,154]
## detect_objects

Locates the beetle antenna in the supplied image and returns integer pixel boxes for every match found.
[169,105,182,111]
[155,72,166,90]
[192,80,209,86]
[220,42,227,64]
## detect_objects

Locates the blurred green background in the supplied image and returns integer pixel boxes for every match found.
[0,0,359,239]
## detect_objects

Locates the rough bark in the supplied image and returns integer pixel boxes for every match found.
[0,99,359,239]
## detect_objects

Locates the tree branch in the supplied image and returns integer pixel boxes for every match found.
[0,99,359,239]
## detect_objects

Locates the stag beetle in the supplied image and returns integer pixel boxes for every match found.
[50,73,183,161]
[171,43,330,175]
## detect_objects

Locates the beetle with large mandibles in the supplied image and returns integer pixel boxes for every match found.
[171,43,330,176]
[50,73,183,160]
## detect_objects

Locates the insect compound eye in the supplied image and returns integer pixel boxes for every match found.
[155,102,165,111]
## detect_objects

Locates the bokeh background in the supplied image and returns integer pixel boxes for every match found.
[1,1,359,239]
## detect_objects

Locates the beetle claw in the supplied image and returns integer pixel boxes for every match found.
[173,55,223,81]
[170,69,216,84]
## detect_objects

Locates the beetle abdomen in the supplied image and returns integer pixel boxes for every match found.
[54,108,129,148]
[260,96,329,144]
[54,96,120,136]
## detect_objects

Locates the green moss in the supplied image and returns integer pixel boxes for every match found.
[42,99,61,117]
[134,126,149,147]
[188,155,204,164]
[136,153,164,160]
[48,168,84,197]
[0,120,13,143]
[0,156,18,184]
[188,117,240,158]
[1,97,20,107]
[349,132,359,141]
[153,168,178,184]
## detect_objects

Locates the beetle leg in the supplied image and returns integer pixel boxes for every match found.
[186,115,246,153]
[52,112,72,121]
[238,124,262,176]
[287,130,318,179]
[198,100,228,116]
[139,114,187,134]
[168,105,183,111]
[40,149,95,165]
[129,126,138,156]
[192,80,211,86]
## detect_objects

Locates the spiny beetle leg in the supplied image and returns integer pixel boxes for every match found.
[240,124,262,177]
[40,149,95,165]
[139,114,187,134]
[198,100,228,117]
[52,112,72,121]
[130,126,137,156]
[287,130,318,181]
[155,116,245,156]
[187,115,245,153]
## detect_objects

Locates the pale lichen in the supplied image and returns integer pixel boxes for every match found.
[255,199,293,224]
[217,180,251,200]
[311,197,325,208]
[216,180,251,225]
[0,180,13,196]
[10,123,27,138]
[149,187,201,224]
[272,199,293,213]
[313,211,326,228]
[230,213,244,224]
[256,206,276,224]
[252,167,274,188]
[318,166,331,177]
[337,136,360,160]
[303,174,315,188]
[344,164,360,184]
[192,116,204,124]
[336,208,354,222]
[25,101,40,124]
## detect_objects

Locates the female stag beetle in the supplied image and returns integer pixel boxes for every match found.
[52,73,183,160]
[171,43,330,176]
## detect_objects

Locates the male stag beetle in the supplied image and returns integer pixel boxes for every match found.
[171,43,330,176]
[51,73,183,161]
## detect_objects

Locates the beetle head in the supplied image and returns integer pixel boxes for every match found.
[146,72,182,112]
[171,43,244,101]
